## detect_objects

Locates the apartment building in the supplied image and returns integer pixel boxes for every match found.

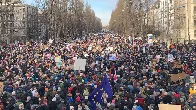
[154,0,174,41]
[173,0,196,42]
[14,4,38,41]
[0,1,38,43]
[0,0,16,43]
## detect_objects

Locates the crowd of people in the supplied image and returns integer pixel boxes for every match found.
[0,34,195,110]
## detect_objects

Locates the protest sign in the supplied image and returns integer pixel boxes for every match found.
[74,59,86,71]
[97,45,102,52]
[109,54,116,61]
[168,54,174,62]
[55,57,62,67]
[88,46,92,51]
[0,82,3,93]
[190,76,195,83]
[170,72,186,82]
[84,54,89,57]
[158,104,181,110]
[143,46,145,53]
[106,47,113,52]
[48,39,53,44]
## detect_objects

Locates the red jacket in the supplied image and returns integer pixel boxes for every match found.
[136,97,145,106]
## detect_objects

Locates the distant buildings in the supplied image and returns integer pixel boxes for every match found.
[0,1,38,43]
[150,0,174,42]
[14,4,38,41]
[173,0,196,42]
[152,0,196,42]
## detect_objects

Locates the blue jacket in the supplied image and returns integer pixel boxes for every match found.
[136,106,143,110]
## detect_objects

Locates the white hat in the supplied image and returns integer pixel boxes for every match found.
[52,97,56,101]
[70,106,74,110]
[12,91,16,96]
[164,92,168,95]
[57,87,61,91]
[134,100,138,103]
[26,96,31,102]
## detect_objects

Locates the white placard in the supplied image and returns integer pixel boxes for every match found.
[106,47,113,51]
[84,54,89,57]
[49,39,53,44]
[143,46,145,53]
[190,76,195,83]
[96,61,99,64]
[74,59,86,71]
[88,46,92,51]
[109,54,116,61]
[168,54,174,62]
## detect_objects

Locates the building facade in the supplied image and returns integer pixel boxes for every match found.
[173,0,196,42]
[0,0,16,43]
[0,1,38,43]
[154,0,196,42]
[154,0,174,41]
[14,4,38,41]
[38,10,47,41]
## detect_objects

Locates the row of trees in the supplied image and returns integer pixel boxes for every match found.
[36,0,102,41]
[109,0,159,37]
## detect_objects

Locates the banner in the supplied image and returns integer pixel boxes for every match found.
[55,57,62,67]
[158,104,181,110]
[170,72,186,82]
[48,39,53,44]
[190,76,195,83]
[109,54,116,61]
[168,54,174,62]
[147,34,153,46]
[106,47,113,52]
[0,82,3,93]
[143,46,145,53]
[74,59,86,71]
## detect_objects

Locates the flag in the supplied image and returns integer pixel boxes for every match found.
[88,75,113,110]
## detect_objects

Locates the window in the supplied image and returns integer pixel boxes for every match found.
[194,7,196,14]
[194,20,196,26]
[194,30,196,37]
